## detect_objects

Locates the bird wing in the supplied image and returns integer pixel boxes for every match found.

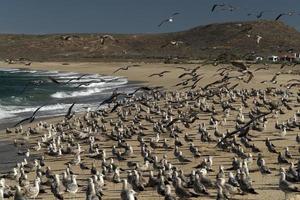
[129,86,151,95]
[178,72,191,78]
[161,43,170,48]
[66,102,76,117]
[76,74,89,80]
[288,83,300,89]
[148,73,158,77]
[171,12,180,17]
[48,76,61,84]
[231,61,247,70]
[217,111,271,146]
[275,13,284,20]
[166,118,181,127]
[245,71,254,83]
[113,67,122,74]
[110,102,121,113]
[66,74,89,84]
[254,67,268,72]
[162,71,171,74]
[176,66,188,70]
[32,104,46,117]
[158,19,169,27]
[280,63,287,69]
[256,11,265,18]
[270,74,278,82]
[14,117,32,127]
[211,4,218,12]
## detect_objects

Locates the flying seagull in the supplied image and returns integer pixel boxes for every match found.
[217,111,272,146]
[66,74,89,83]
[97,91,126,109]
[248,11,268,19]
[275,12,295,21]
[148,71,171,77]
[129,86,163,96]
[113,65,140,74]
[48,76,61,84]
[99,34,117,45]
[211,3,226,12]
[158,12,180,27]
[14,104,46,127]
[65,102,76,120]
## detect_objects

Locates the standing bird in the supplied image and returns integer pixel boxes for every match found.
[121,179,137,200]
[66,175,78,195]
[158,12,180,27]
[257,35,262,44]
[14,185,27,200]
[279,171,300,199]
[164,185,176,200]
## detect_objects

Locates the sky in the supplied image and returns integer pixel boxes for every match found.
[0,0,299,34]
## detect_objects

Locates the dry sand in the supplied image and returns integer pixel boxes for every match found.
[0,61,299,200]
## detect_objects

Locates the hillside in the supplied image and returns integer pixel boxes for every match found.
[0,20,300,62]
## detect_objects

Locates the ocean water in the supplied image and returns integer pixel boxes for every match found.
[0,67,138,129]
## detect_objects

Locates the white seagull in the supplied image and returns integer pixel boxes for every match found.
[158,12,180,27]
[256,35,262,44]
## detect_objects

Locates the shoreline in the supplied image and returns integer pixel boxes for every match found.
[0,64,145,131]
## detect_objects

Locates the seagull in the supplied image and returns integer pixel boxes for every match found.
[211,3,226,12]
[279,171,300,199]
[66,175,78,194]
[129,86,162,96]
[158,12,180,27]
[257,35,262,44]
[217,111,272,146]
[86,178,101,200]
[174,177,200,198]
[161,41,185,48]
[97,91,126,109]
[113,65,140,74]
[65,74,89,83]
[164,184,176,200]
[99,34,117,45]
[48,76,61,84]
[14,104,46,127]
[14,185,27,200]
[275,12,295,21]
[148,71,171,77]
[121,179,137,200]
[24,178,40,199]
[65,102,76,120]
[50,174,64,200]
[247,11,268,19]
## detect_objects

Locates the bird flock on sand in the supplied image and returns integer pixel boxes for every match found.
[1,60,300,200]
[1,2,300,200]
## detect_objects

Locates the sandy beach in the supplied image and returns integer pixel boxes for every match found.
[0,61,299,200]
